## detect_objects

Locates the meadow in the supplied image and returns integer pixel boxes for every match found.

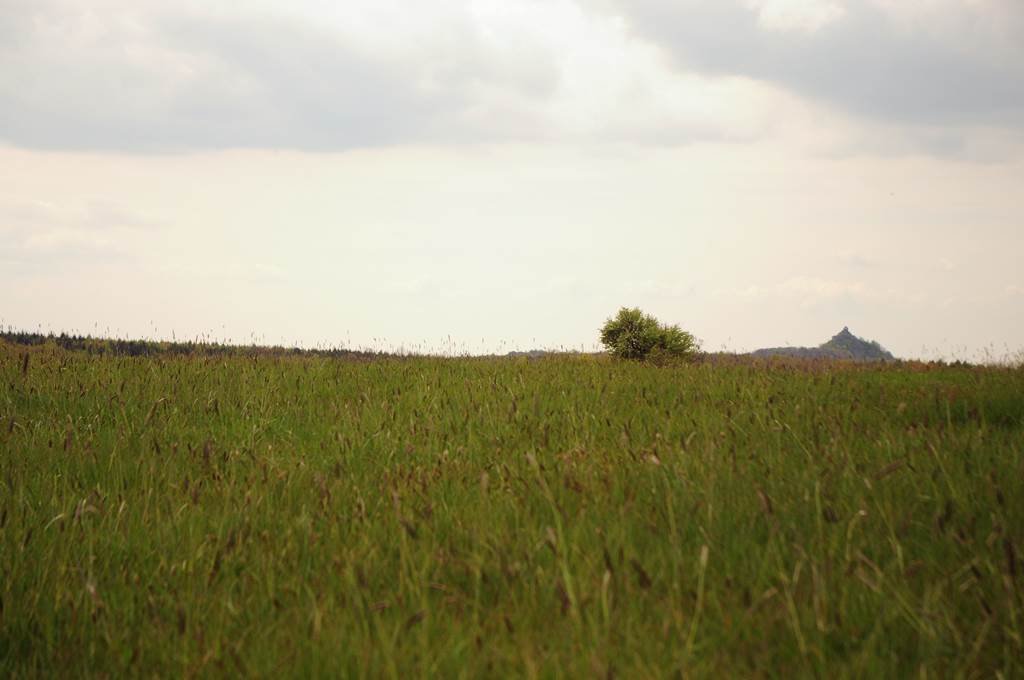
[2,340,1023,677]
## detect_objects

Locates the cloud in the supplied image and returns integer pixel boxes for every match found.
[0,0,813,152]
[0,0,564,152]
[600,0,1024,136]
[744,0,846,33]
[157,260,287,284]
[833,250,880,269]
[0,196,161,262]
[730,275,901,308]
[0,0,479,151]
[3,0,1020,156]
[0,1,551,150]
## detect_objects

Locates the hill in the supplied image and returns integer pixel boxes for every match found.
[751,327,895,361]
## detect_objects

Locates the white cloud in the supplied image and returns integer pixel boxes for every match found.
[0,0,786,152]
[778,276,867,298]
[157,260,287,284]
[834,251,880,268]
[599,0,1024,156]
[0,196,160,261]
[731,276,889,308]
[5,0,1021,158]
[743,0,846,33]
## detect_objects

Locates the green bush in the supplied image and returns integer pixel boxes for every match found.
[599,307,700,361]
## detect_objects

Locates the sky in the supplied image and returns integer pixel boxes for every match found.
[2,0,1022,360]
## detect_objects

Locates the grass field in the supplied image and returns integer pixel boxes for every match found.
[2,341,1023,677]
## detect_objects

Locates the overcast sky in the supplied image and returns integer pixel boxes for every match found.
[2,0,1022,359]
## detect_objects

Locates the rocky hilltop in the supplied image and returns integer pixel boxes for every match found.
[751,327,895,361]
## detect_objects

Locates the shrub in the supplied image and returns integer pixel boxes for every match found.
[599,307,700,361]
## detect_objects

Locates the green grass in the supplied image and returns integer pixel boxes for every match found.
[2,342,1023,677]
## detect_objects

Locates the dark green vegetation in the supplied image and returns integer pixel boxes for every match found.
[600,308,700,362]
[753,327,895,362]
[2,340,1023,677]
[0,330,379,360]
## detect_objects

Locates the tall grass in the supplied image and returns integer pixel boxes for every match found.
[2,342,1022,676]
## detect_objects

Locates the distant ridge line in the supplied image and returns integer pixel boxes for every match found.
[750,327,895,361]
